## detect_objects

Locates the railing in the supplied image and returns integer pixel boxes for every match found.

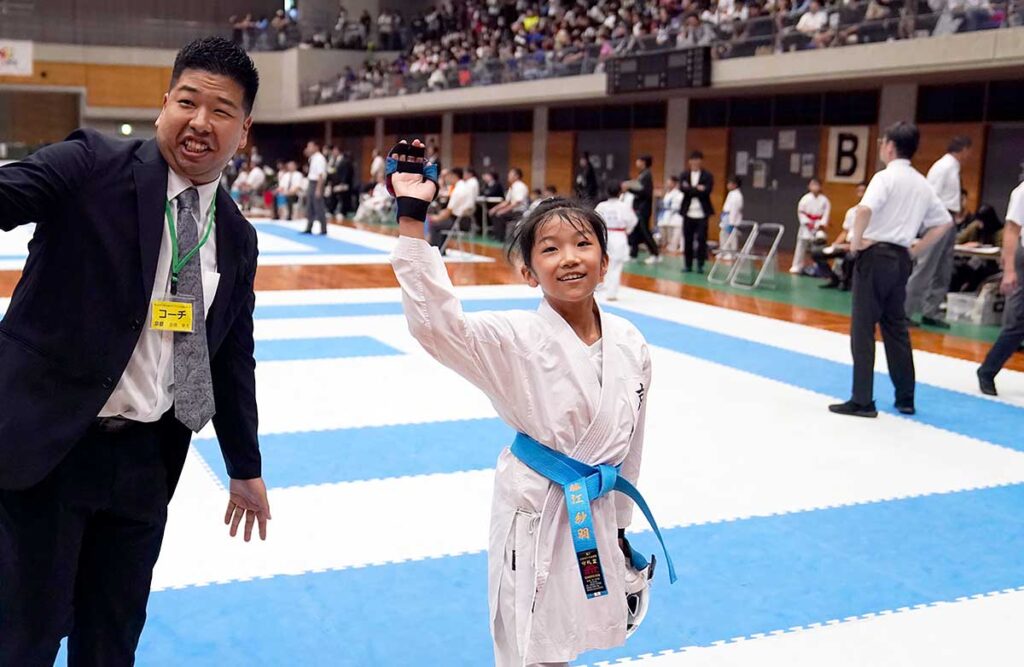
[301,1,1022,107]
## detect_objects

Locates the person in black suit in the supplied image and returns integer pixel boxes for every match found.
[625,154,660,263]
[679,150,715,273]
[0,37,271,666]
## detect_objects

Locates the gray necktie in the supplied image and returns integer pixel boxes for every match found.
[173,187,216,432]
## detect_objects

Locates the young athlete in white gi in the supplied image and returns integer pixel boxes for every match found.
[387,140,673,667]
[791,177,831,274]
[719,175,744,253]
[596,184,639,301]
[658,176,684,253]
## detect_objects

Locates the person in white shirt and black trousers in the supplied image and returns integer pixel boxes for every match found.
[905,135,972,329]
[0,38,271,665]
[679,150,715,273]
[830,122,953,418]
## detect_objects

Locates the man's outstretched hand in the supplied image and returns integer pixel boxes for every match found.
[225,477,271,542]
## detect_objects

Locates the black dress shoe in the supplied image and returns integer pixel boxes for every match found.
[819,282,840,289]
[828,400,878,418]
[922,316,951,329]
[300,229,313,235]
[682,267,692,273]
[895,403,916,415]
[977,370,998,396]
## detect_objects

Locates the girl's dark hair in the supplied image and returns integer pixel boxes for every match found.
[505,197,608,271]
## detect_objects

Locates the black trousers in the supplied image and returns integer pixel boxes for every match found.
[682,216,708,270]
[811,245,854,287]
[980,246,1024,379]
[628,213,658,258]
[849,243,916,406]
[0,414,188,667]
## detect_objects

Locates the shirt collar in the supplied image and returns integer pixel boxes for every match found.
[167,168,220,219]
[887,159,912,169]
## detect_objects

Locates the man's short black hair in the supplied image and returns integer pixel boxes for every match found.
[638,154,653,167]
[729,174,742,187]
[883,122,920,160]
[450,167,464,178]
[170,37,259,115]
[689,150,704,160]
[948,135,973,154]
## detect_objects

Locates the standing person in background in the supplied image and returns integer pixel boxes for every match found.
[829,122,952,418]
[658,175,684,254]
[277,160,303,220]
[625,154,659,264]
[977,180,1024,396]
[325,145,343,221]
[244,160,266,212]
[719,175,744,252]
[574,152,599,203]
[905,135,972,329]
[369,147,385,185]
[303,139,328,235]
[791,177,831,275]
[597,183,639,301]
[680,150,714,273]
[335,151,355,219]
[0,36,269,666]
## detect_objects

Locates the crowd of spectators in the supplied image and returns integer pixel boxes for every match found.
[230,8,301,52]
[301,0,1018,106]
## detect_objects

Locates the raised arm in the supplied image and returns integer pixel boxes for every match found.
[389,141,522,404]
[0,129,96,230]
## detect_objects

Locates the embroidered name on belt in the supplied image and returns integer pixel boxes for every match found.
[565,480,607,598]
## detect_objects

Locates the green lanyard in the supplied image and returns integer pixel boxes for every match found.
[164,197,216,295]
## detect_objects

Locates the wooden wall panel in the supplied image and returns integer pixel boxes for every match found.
[360,136,377,184]
[508,131,534,187]
[630,128,667,195]
[545,131,575,195]
[86,64,168,108]
[818,125,880,239]
[913,123,986,213]
[6,91,79,144]
[684,127,729,241]
[450,133,472,170]
[0,61,172,109]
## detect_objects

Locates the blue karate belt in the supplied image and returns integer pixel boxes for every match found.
[510,433,677,599]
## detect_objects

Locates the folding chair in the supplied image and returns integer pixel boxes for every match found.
[708,221,757,284]
[730,222,785,289]
[439,215,473,255]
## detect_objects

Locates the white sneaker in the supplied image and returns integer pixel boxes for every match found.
[644,255,662,265]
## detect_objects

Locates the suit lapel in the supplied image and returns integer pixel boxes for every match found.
[132,140,168,301]
[206,186,242,345]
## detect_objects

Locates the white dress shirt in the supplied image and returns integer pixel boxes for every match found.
[98,169,221,422]
[686,170,706,218]
[246,166,266,191]
[446,179,477,217]
[506,180,530,209]
[307,151,327,184]
[926,152,962,212]
[1006,181,1024,246]
[859,159,951,248]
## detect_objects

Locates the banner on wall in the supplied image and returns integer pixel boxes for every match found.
[0,40,33,76]
[826,126,869,184]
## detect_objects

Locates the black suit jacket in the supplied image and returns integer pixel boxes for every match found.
[679,169,715,218]
[0,129,260,490]
[628,168,654,227]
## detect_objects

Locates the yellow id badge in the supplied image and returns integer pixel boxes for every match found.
[150,297,194,333]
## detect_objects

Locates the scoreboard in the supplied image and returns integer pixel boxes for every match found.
[606,46,712,95]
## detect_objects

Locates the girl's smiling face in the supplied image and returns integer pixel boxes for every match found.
[521,214,608,304]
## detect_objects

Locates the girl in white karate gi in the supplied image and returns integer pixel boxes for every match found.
[657,176,684,253]
[387,141,664,667]
[595,184,639,302]
[719,175,744,253]
[790,177,831,274]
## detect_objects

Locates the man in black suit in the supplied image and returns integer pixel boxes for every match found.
[625,154,660,263]
[680,150,715,273]
[0,37,271,666]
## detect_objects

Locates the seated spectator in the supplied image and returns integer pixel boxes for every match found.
[428,168,477,249]
[276,160,305,220]
[488,168,530,240]
[481,170,504,198]
[676,14,716,47]
[952,204,1004,292]
[353,179,393,225]
[795,0,834,48]
[231,161,251,208]
[813,181,865,290]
